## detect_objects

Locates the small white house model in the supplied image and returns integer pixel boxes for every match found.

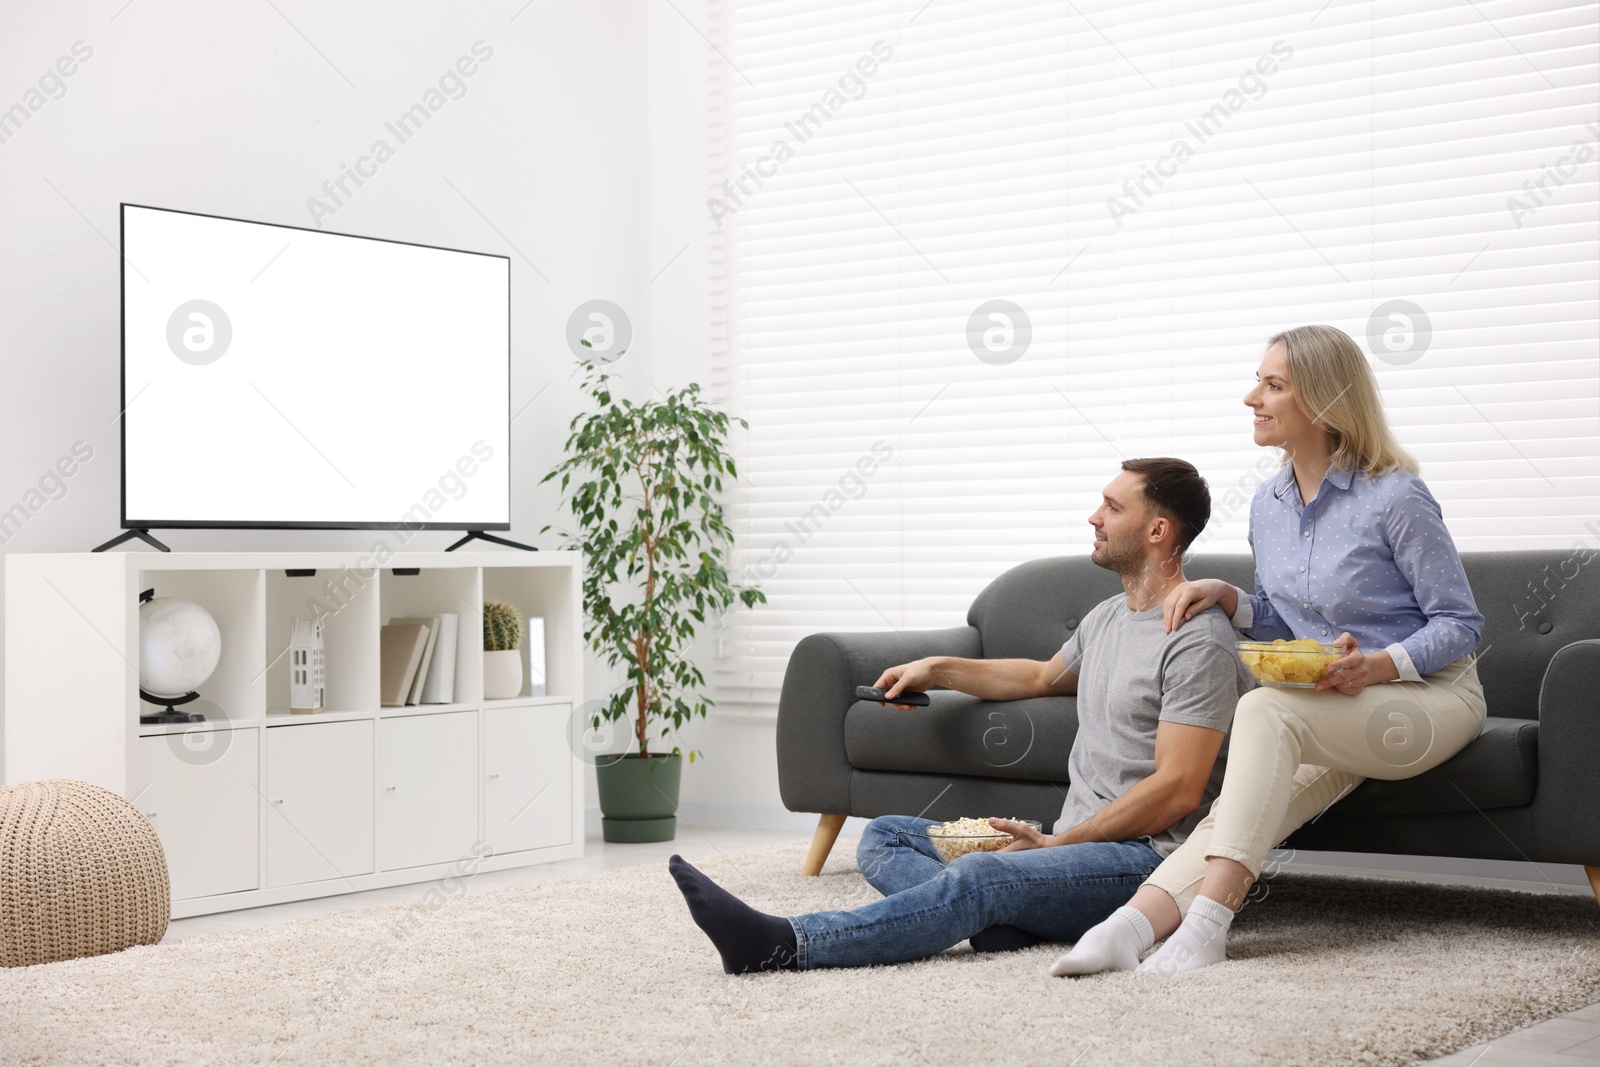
[288,616,326,712]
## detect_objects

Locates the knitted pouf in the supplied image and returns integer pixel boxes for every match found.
[0,779,170,967]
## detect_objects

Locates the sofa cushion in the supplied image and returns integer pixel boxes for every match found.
[845,697,1538,816]
[964,557,1123,662]
[963,554,1265,664]
[967,550,1600,721]
[1326,717,1538,816]
[844,691,1077,784]
[1448,550,1600,721]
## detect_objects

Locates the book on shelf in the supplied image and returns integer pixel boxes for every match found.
[390,613,458,704]
[389,616,436,705]
[420,613,459,703]
[527,616,546,697]
[379,622,430,708]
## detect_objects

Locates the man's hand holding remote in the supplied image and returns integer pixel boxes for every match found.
[873,652,1078,706]
[873,660,942,710]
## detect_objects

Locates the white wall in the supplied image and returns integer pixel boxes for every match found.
[0,0,652,794]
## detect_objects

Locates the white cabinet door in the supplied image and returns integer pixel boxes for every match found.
[135,728,260,901]
[379,711,477,870]
[484,704,572,855]
[265,719,374,888]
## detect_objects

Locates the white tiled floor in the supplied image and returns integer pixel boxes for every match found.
[162,825,1600,1065]
[1426,1003,1600,1065]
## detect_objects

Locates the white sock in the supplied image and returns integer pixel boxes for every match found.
[1136,894,1233,975]
[1050,906,1155,977]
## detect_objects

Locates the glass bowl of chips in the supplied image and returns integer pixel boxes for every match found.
[1236,638,1343,688]
[923,817,1042,861]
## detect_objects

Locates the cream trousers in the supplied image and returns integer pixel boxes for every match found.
[1143,653,1487,915]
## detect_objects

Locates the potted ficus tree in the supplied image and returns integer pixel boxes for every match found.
[542,354,763,843]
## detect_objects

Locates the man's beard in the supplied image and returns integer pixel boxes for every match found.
[1091,536,1142,575]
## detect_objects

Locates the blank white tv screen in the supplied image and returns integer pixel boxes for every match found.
[121,205,510,529]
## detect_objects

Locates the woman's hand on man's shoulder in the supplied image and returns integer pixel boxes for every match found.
[1161,579,1231,635]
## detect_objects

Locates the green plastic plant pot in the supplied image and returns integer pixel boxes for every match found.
[596,753,682,843]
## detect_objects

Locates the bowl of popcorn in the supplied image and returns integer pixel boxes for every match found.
[923,817,1042,861]
[1236,638,1343,688]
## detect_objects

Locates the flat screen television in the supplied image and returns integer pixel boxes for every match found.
[118,204,511,535]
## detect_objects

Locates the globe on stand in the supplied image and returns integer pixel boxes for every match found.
[138,591,222,725]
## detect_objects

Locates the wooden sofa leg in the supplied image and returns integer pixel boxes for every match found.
[1586,866,1600,908]
[801,814,847,876]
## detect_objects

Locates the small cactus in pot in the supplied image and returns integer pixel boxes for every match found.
[482,598,524,699]
[483,600,523,653]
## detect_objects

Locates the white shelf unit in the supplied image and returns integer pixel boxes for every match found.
[4,550,584,918]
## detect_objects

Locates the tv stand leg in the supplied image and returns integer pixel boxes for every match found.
[445,530,538,552]
[92,528,171,553]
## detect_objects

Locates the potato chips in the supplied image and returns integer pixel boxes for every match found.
[1236,638,1342,687]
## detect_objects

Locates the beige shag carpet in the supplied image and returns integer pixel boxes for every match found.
[2,837,1597,1066]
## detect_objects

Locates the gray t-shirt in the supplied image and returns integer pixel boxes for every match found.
[1056,593,1257,858]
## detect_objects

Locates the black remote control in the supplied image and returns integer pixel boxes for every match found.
[855,685,930,706]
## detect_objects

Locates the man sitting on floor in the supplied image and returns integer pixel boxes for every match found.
[667,456,1258,972]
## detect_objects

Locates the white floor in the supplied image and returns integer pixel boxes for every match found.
[163,825,1600,1066]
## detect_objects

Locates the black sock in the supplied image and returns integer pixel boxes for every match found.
[668,855,798,974]
[969,924,1043,953]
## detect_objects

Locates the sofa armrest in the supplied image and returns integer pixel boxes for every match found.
[1531,638,1600,864]
[776,626,984,816]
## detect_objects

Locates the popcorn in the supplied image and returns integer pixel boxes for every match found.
[923,817,1039,861]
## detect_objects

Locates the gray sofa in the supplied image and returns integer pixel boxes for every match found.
[776,551,1600,905]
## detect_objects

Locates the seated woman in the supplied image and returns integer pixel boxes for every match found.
[1053,324,1486,977]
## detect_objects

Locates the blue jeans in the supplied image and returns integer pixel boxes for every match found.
[788,815,1163,969]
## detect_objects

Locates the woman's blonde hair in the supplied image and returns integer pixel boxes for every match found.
[1268,324,1418,478]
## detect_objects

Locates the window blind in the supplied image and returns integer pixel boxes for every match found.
[707,0,1600,716]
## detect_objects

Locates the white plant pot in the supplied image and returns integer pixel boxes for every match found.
[483,649,524,700]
